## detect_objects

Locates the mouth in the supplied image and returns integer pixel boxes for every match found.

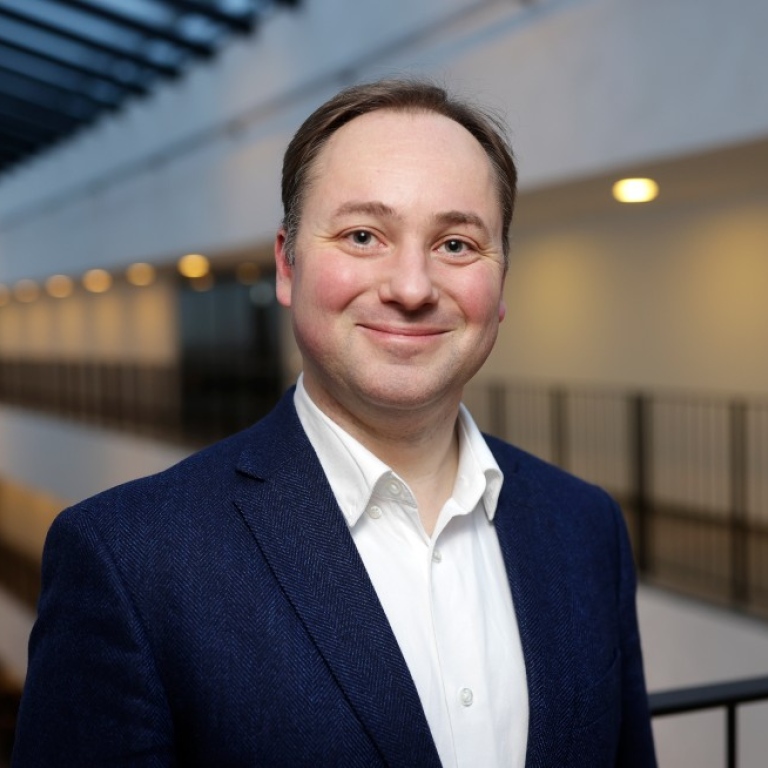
[359,323,448,339]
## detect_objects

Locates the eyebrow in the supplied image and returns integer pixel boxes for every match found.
[332,202,492,238]
[432,210,491,238]
[332,201,402,220]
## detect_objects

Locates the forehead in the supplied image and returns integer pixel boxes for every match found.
[318,109,490,172]
[305,109,501,224]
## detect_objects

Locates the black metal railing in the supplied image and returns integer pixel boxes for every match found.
[0,355,281,447]
[3,373,768,616]
[463,381,768,619]
[650,675,768,768]
[3,372,768,615]
[3,375,768,763]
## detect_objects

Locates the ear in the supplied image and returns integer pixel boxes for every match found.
[274,229,293,308]
[498,298,507,324]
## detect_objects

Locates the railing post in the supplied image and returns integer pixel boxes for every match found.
[488,382,507,441]
[550,388,567,470]
[630,393,651,574]
[730,400,748,606]
[726,703,737,768]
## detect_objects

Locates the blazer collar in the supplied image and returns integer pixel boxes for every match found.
[234,391,441,768]
[235,394,577,766]
[489,439,577,767]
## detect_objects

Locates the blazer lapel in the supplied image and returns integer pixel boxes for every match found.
[234,394,441,768]
[491,445,577,768]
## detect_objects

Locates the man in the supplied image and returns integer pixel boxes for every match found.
[14,80,656,766]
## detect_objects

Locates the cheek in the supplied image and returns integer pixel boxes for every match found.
[294,256,368,318]
[460,273,506,329]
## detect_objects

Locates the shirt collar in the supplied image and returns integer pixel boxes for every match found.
[293,374,504,527]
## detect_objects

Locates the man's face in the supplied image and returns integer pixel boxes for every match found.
[275,109,506,425]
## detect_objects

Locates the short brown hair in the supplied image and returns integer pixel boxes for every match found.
[280,78,517,267]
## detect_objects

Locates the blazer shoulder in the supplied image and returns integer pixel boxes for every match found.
[484,433,615,509]
[484,433,627,571]
[53,389,302,538]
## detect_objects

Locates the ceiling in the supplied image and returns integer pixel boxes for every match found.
[515,136,768,231]
[0,0,297,178]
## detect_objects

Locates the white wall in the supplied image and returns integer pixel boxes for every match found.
[0,277,178,363]
[481,187,768,395]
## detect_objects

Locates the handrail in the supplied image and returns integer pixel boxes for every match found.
[649,675,768,768]
[649,674,768,716]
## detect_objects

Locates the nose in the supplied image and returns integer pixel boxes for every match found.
[378,246,438,310]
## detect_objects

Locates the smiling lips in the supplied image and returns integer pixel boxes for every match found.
[359,322,449,338]
[357,322,451,355]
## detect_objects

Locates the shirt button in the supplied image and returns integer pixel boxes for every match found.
[432,549,442,563]
[388,480,401,496]
[459,687,474,707]
[367,505,382,519]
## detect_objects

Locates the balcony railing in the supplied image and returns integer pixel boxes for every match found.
[0,355,281,447]
[650,675,768,768]
[3,371,768,616]
[462,381,768,619]
[3,374,768,763]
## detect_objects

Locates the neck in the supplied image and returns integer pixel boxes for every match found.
[303,379,462,535]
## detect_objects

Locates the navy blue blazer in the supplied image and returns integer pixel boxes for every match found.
[14,389,656,767]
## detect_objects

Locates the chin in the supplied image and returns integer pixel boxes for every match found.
[354,377,459,413]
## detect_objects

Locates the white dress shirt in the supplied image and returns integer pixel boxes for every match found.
[294,377,528,768]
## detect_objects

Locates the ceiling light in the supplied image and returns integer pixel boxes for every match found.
[46,274,74,298]
[612,177,659,203]
[126,262,156,287]
[178,253,210,279]
[14,279,40,303]
[83,269,112,293]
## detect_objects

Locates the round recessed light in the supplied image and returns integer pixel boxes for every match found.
[83,269,112,293]
[612,177,659,204]
[46,274,74,298]
[126,262,156,287]
[178,253,210,279]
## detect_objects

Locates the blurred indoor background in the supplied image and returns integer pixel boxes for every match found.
[1,0,767,764]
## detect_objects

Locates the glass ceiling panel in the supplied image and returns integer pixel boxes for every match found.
[0,0,297,176]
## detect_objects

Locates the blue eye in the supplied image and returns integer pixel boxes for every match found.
[350,230,373,245]
[442,239,467,255]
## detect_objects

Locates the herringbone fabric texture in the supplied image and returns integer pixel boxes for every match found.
[13,390,656,767]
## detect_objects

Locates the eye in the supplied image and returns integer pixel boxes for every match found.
[439,238,471,256]
[346,229,377,247]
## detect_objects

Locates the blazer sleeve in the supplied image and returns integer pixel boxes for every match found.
[614,500,657,768]
[13,507,176,767]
